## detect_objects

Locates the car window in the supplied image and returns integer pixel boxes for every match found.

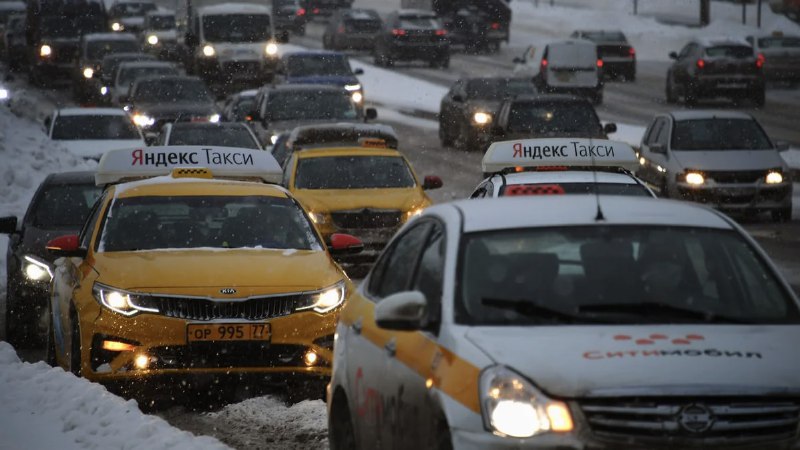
[671,118,773,151]
[118,66,176,87]
[202,14,272,43]
[653,118,669,147]
[758,37,800,48]
[678,43,693,59]
[51,115,141,140]
[132,79,211,103]
[32,183,103,229]
[705,45,753,58]
[368,223,432,299]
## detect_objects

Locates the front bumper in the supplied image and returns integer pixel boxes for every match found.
[676,182,792,212]
[452,428,585,450]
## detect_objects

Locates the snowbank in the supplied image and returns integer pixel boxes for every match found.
[0,342,230,450]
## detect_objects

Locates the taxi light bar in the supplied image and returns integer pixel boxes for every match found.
[95,146,283,185]
[482,138,639,174]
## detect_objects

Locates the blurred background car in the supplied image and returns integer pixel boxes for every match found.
[0,1,24,53]
[527,39,605,104]
[322,8,382,51]
[108,0,157,33]
[96,52,156,105]
[2,13,25,71]
[0,171,101,347]
[273,51,365,108]
[109,60,180,105]
[44,108,146,160]
[141,10,181,61]
[221,89,259,122]
[157,122,262,149]
[272,0,307,39]
[746,32,800,84]
[73,32,140,103]
[570,29,636,81]
[373,9,450,69]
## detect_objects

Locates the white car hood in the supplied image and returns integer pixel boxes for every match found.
[56,139,145,159]
[671,150,786,172]
[465,325,800,398]
[205,42,266,62]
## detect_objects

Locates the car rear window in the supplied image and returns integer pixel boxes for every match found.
[705,45,753,58]
[671,118,773,151]
[398,16,438,29]
[507,102,603,135]
[294,155,415,189]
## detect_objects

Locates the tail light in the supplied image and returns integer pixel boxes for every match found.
[628,47,636,57]
[435,29,447,36]
[337,25,345,33]
[596,59,604,68]
[312,7,320,14]
[756,53,765,68]
[541,58,548,70]
[490,22,500,30]
[392,28,406,36]
[296,7,306,16]
[696,59,705,69]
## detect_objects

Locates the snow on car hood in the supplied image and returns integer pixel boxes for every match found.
[465,325,800,398]
[671,150,786,172]
[56,139,145,160]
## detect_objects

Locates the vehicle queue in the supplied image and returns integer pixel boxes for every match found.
[1,3,799,450]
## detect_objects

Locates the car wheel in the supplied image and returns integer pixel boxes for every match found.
[772,207,791,223]
[665,74,678,104]
[329,392,357,450]
[69,308,82,377]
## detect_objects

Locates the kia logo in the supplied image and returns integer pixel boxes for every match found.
[219,288,237,295]
[678,404,714,433]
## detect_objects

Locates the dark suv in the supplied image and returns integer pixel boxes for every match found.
[570,29,636,81]
[666,37,766,106]
[373,10,449,68]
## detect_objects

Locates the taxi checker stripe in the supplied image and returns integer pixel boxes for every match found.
[341,298,482,414]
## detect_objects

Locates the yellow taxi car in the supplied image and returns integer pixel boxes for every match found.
[283,142,442,264]
[45,146,364,398]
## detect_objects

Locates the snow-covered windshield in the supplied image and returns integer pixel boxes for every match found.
[458,226,799,325]
[86,40,140,60]
[202,14,271,43]
[265,91,357,121]
[294,156,415,189]
[51,115,140,140]
[507,102,602,134]
[117,66,177,87]
[32,184,102,228]
[146,15,175,30]
[168,126,258,149]
[671,119,773,150]
[132,79,212,103]
[466,78,535,100]
[99,195,319,251]
[286,55,353,77]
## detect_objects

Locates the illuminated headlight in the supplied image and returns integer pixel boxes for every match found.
[351,91,363,104]
[265,42,278,56]
[82,67,94,79]
[39,44,52,57]
[684,172,705,186]
[270,134,279,145]
[132,113,155,127]
[147,35,159,45]
[480,366,574,438]
[405,207,424,220]
[111,22,123,31]
[209,113,220,123]
[100,86,108,96]
[0,88,8,100]
[298,281,346,314]
[766,171,784,184]
[203,44,216,57]
[473,111,492,125]
[92,283,159,317]
[344,83,361,92]
[22,255,52,282]
[309,212,327,224]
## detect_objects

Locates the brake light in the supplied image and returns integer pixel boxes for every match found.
[435,29,447,36]
[312,7,320,14]
[392,28,406,36]
[296,7,305,16]
[596,59,604,68]
[541,58,548,68]
[490,22,500,30]
[337,25,345,33]
[756,53,765,68]
[628,47,636,56]
[696,58,705,69]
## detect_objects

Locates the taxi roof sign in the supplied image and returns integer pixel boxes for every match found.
[482,138,639,173]
[95,146,283,186]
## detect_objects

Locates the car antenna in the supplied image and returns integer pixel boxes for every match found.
[589,139,605,222]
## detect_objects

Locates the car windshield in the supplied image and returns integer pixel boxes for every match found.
[32,183,102,228]
[168,126,258,149]
[671,118,773,150]
[99,195,321,251]
[86,40,140,60]
[118,66,177,87]
[51,115,140,140]
[458,226,799,325]
[758,36,800,48]
[500,182,651,197]
[202,14,271,43]
[111,2,156,17]
[465,78,535,100]
[286,55,353,77]
[294,156,415,189]
[132,79,211,103]
[508,102,603,135]
[147,15,175,29]
[705,45,753,58]
[42,16,105,38]
[266,91,357,121]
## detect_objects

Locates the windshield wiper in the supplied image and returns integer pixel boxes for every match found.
[577,302,747,324]
[482,297,605,324]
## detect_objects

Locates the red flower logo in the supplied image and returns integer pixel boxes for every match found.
[613,333,705,346]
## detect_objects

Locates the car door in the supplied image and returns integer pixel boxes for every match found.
[672,43,696,85]
[637,117,670,194]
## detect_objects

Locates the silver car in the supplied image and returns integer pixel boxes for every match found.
[636,110,792,222]
[746,32,800,83]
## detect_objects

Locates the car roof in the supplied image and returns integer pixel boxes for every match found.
[57,107,128,116]
[296,147,401,158]
[669,109,754,121]
[695,36,752,48]
[197,2,270,15]
[169,122,249,130]
[511,93,590,104]
[44,171,97,185]
[83,32,138,42]
[490,171,639,185]
[433,196,734,233]
[118,60,176,69]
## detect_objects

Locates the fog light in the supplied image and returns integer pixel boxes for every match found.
[766,171,783,184]
[685,172,705,185]
[351,91,363,104]
[102,340,135,352]
[83,67,94,79]
[39,44,52,57]
[134,354,150,369]
[304,351,318,366]
[100,86,108,96]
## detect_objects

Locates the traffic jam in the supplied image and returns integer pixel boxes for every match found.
[1,0,800,448]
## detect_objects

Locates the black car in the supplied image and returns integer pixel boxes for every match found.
[571,29,636,81]
[0,171,101,347]
[373,10,449,68]
[73,32,140,103]
[126,75,220,138]
[3,14,26,70]
[157,121,262,149]
[439,77,536,152]
[489,94,617,145]
[666,37,766,106]
[221,89,258,122]
[439,4,508,53]
[273,0,307,39]
[322,8,382,51]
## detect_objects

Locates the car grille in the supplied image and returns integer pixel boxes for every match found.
[134,293,315,321]
[223,61,262,74]
[331,209,402,229]
[581,397,800,446]
[704,170,770,184]
[148,342,323,369]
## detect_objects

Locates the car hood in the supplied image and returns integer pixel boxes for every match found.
[91,249,341,294]
[465,325,800,398]
[671,150,786,171]
[285,75,359,86]
[144,29,178,40]
[135,102,218,117]
[56,139,145,159]
[292,188,426,213]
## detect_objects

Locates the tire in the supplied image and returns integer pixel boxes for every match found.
[772,207,791,223]
[329,392,357,450]
[665,74,678,104]
[69,309,82,377]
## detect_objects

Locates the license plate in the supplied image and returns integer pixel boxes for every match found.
[555,71,574,82]
[717,83,746,89]
[187,323,271,342]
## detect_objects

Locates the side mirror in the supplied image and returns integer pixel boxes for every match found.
[329,233,364,255]
[46,234,86,258]
[422,175,443,190]
[603,122,617,134]
[365,107,377,121]
[451,94,464,102]
[775,140,790,151]
[375,291,427,331]
[669,51,678,60]
[513,57,523,64]
[0,216,17,234]
[353,68,364,75]
[650,142,666,154]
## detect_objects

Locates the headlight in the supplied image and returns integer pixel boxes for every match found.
[147,35,158,45]
[39,44,52,57]
[309,212,327,224]
[209,113,220,123]
[298,281,346,314]
[82,67,94,79]
[405,207,424,220]
[132,113,155,127]
[351,91,363,104]
[100,86,109,96]
[684,172,705,185]
[0,88,8,100]
[766,171,783,184]
[473,111,492,125]
[92,283,158,316]
[22,255,52,282]
[480,366,574,438]
[265,42,278,56]
[111,22,123,31]
[270,134,279,145]
[344,83,362,92]
[203,44,216,57]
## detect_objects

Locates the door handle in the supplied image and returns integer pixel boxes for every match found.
[384,338,396,357]
[351,317,362,334]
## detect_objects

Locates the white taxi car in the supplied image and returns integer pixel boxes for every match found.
[472,138,655,198]
[328,194,800,449]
